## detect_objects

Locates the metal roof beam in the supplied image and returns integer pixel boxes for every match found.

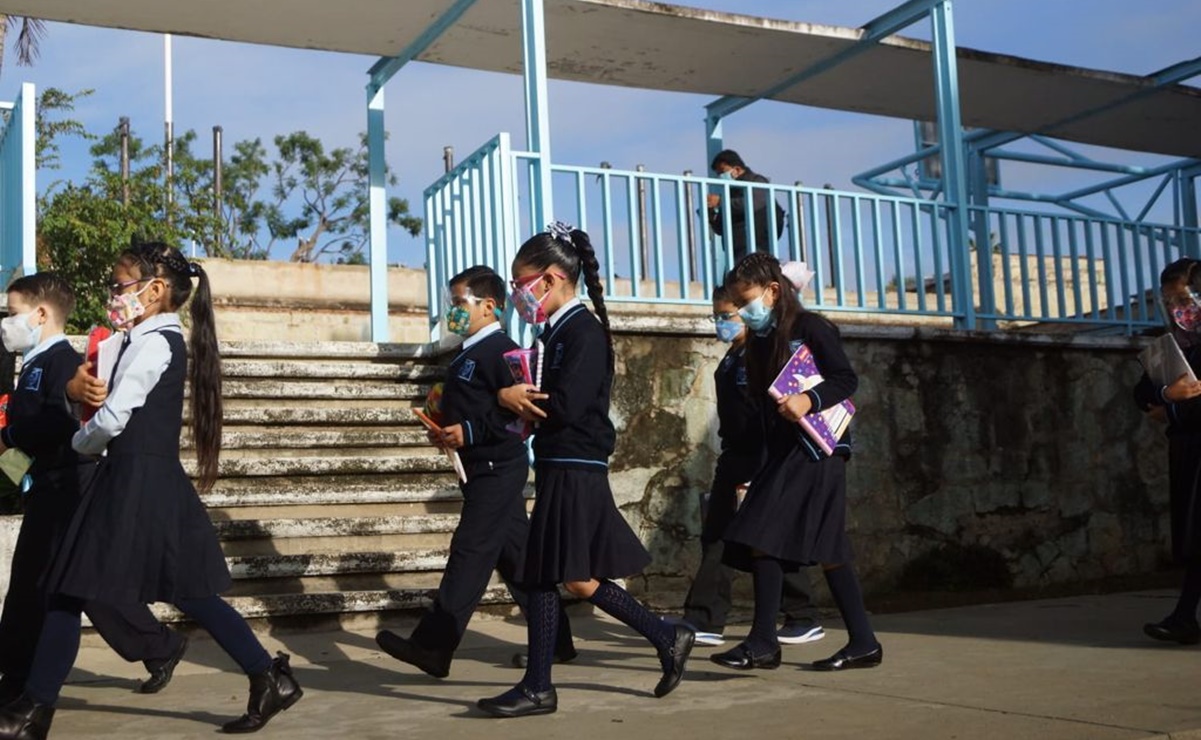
[367,0,479,93]
[706,0,941,120]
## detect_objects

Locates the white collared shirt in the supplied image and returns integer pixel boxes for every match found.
[462,321,502,351]
[546,297,582,329]
[22,333,68,364]
[73,313,183,455]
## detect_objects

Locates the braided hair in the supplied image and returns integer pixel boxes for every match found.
[514,223,613,367]
[119,242,223,492]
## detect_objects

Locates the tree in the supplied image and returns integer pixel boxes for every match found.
[0,16,45,77]
[260,131,421,263]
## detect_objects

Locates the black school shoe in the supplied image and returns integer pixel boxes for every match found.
[139,634,189,694]
[1144,616,1201,645]
[710,642,782,670]
[477,685,558,718]
[375,631,452,678]
[810,644,884,671]
[0,694,54,740]
[654,624,696,698]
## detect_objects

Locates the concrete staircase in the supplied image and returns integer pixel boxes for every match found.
[165,340,518,627]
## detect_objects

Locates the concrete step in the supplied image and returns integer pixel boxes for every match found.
[201,475,469,508]
[224,549,449,580]
[217,341,449,361]
[220,531,454,557]
[183,454,452,478]
[222,359,443,381]
[211,406,422,425]
[216,379,427,401]
[211,500,467,522]
[226,570,459,596]
[183,427,429,450]
[213,514,461,541]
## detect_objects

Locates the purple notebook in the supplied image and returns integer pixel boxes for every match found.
[767,342,855,456]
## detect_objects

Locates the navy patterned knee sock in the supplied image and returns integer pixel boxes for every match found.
[521,587,561,693]
[588,580,674,667]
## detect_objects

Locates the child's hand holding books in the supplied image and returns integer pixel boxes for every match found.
[776,392,813,423]
[498,384,548,422]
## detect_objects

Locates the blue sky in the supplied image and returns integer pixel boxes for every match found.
[1,0,1197,266]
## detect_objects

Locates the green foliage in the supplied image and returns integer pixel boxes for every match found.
[38,185,178,331]
[33,88,423,329]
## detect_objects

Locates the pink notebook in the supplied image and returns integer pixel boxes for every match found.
[767,342,855,457]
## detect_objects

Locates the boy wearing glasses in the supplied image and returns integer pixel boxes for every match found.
[680,283,824,648]
[376,266,575,677]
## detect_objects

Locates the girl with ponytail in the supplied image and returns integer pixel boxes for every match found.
[478,223,695,718]
[710,251,882,673]
[0,243,302,739]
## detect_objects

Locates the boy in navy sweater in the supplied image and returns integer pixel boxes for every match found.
[376,267,574,677]
[0,273,187,702]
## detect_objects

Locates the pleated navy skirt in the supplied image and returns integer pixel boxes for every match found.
[522,466,651,586]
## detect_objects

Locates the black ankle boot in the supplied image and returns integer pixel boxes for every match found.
[220,653,303,734]
[0,694,54,740]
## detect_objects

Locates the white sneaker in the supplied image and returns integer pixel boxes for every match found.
[777,623,825,645]
[693,631,726,647]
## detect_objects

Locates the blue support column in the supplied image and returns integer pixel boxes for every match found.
[704,112,724,174]
[930,0,975,329]
[968,145,996,328]
[366,84,389,342]
[521,0,553,227]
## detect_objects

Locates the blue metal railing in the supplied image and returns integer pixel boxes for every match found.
[424,133,522,339]
[0,83,36,284]
[425,132,1180,336]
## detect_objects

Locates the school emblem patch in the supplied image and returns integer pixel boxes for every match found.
[457,359,477,381]
[735,366,748,386]
[23,367,42,392]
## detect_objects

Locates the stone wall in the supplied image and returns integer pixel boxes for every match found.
[605,322,1169,608]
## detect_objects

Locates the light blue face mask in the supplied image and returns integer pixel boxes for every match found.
[717,171,735,181]
[739,295,775,334]
[715,319,743,343]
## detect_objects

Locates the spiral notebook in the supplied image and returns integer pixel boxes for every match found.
[767,342,855,457]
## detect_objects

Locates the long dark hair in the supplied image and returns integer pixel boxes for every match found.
[729,252,806,395]
[514,226,612,364]
[120,242,223,492]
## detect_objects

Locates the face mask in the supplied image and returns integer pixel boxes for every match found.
[739,295,775,334]
[446,305,472,336]
[715,319,743,343]
[1,311,42,354]
[107,282,152,330]
[1174,303,1201,333]
[511,280,552,325]
[717,171,735,181]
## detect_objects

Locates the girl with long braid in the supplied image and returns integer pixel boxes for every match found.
[477,223,695,718]
[0,243,302,738]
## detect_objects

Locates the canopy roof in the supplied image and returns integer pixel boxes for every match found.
[8,0,1200,157]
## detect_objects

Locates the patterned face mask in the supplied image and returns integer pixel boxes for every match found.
[1174,302,1201,333]
[445,304,473,336]
[107,282,153,330]
[509,273,562,325]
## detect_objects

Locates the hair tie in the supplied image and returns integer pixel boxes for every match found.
[188,261,201,277]
[546,221,575,247]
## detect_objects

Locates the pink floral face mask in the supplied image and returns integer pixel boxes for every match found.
[508,272,564,325]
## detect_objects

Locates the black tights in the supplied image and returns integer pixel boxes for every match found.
[26,594,271,706]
